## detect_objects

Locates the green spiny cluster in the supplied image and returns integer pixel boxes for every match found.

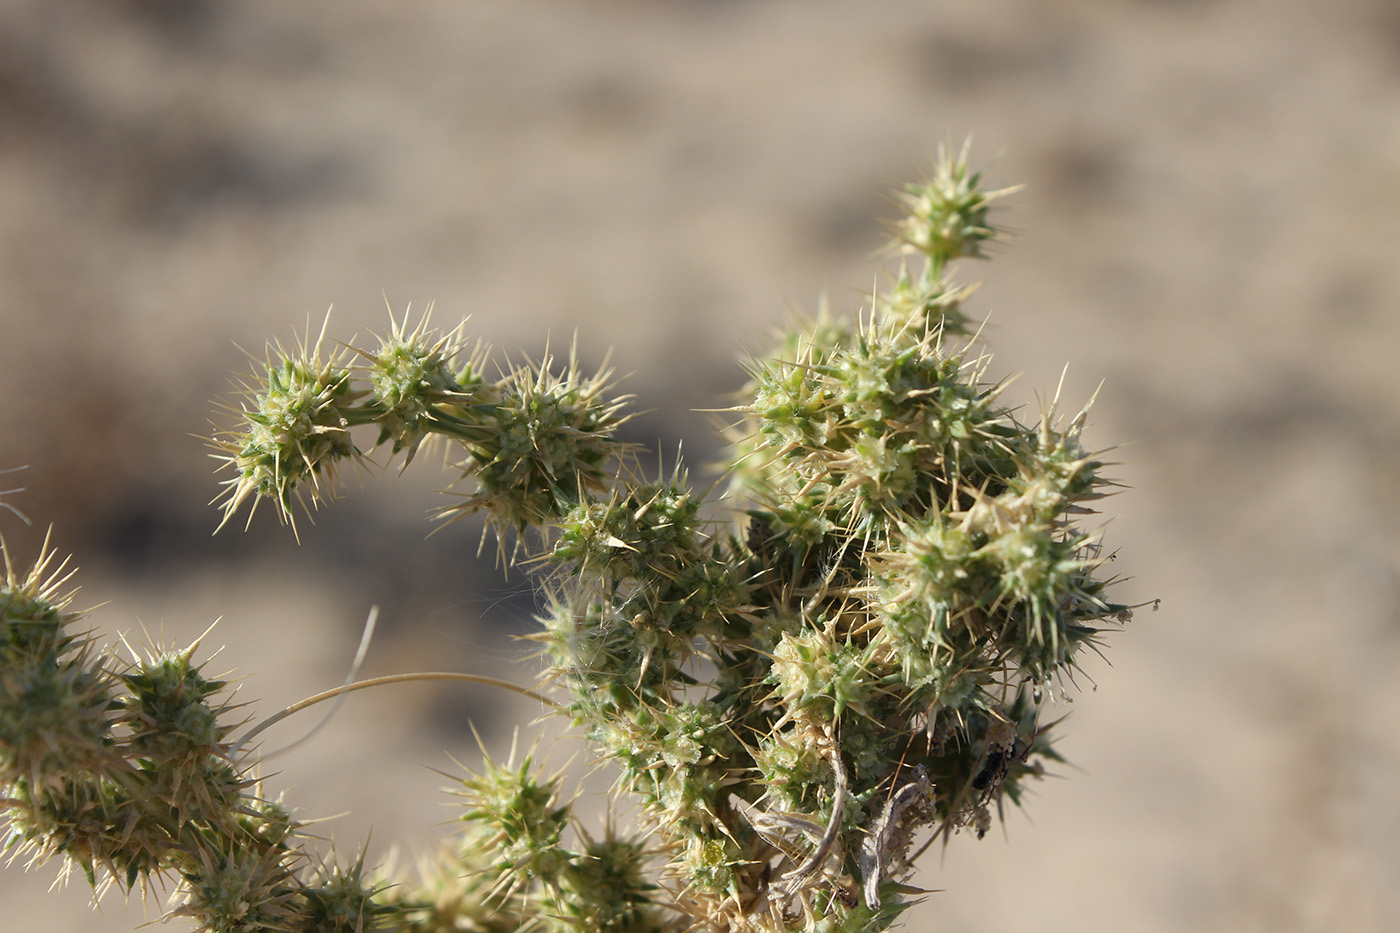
[213,315,628,541]
[2,144,1139,933]
[0,539,389,931]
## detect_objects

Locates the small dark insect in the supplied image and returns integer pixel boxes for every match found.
[971,737,1027,793]
[967,737,1030,840]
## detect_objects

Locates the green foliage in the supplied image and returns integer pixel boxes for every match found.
[1,144,1140,932]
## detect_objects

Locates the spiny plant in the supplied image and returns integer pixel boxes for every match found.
[1,143,1145,932]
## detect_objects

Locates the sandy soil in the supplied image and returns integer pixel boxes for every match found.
[3,1,1399,930]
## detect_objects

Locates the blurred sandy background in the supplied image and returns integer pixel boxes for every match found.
[3,1,1399,930]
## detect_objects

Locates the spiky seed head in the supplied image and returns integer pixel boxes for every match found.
[891,139,1018,267]
[212,329,364,534]
[363,312,492,465]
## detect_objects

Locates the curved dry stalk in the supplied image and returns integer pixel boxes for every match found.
[231,672,557,757]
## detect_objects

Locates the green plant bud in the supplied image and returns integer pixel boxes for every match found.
[654,546,753,641]
[677,832,741,898]
[642,702,735,834]
[891,141,1016,268]
[549,470,702,585]
[447,350,631,534]
[768,621,875,725]
[875,266,976,340]
[876,516,978,610]
[593,703,732,838]
[753,726,830,813]
[121,652,231,759]
[458,750,571,882]
[1007,407,1107,513]
[825,333,1013,504]
[539,597,679,718]
[741,316,1024,538]
[0,538,83,664]
[214,337,365,530]
[592,704,664,778]
[749,354,839,453]
[0,650,116,791]
[4,771,144,889]
[823,431,920,521]
[364,316,491,464]
[0,590,68,662]
[556,831,663,933]
[173,838,304,933]
[120,649,242,824]
[829,334,928,433]
[954,486,1113,682]
[299,854,394,933]
[656,700,731,772]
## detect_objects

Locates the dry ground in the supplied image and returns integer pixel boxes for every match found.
[3,1,1399,930]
